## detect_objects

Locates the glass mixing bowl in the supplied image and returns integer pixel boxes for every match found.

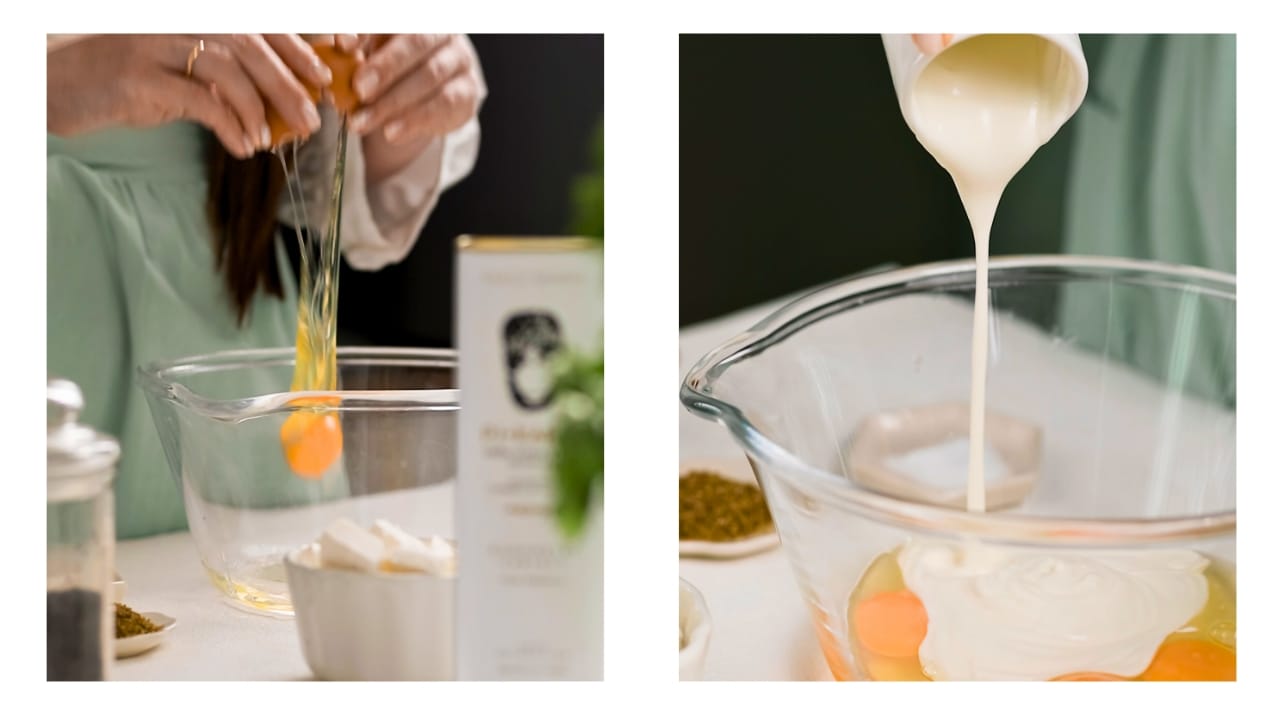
[139,347,457,616]
[681,256,1235,681]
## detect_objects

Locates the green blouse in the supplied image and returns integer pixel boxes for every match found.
[1059,34,1236,407]
[48,123,300,539]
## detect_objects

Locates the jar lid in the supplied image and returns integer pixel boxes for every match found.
[48,377,120,486]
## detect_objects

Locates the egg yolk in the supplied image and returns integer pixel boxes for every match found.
[852,589,929,660]
[279,408,343,479]
[312,43,362,113]
[1141,639,1236,682]
[282,304,342,479]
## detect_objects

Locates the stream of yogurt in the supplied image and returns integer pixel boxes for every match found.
[860,36,1222,679]
[909,34,1079,511]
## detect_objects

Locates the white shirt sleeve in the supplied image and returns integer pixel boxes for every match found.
[278,37,486,270]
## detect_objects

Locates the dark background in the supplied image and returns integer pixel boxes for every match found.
[335,34,604,348]
[679,34,1109,326]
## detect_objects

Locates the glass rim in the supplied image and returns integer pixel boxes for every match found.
[136,346,458,421]
[680,254,1236,546]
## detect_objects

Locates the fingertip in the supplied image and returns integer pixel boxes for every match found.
[302,101,322,133]
[350,109,372,135]
[353,67,380,102]
[336,34,360,53]
[313,59,334,87]
[227,136,251,159]
[911,34,947,55]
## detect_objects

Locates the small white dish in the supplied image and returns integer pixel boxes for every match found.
[679,579,712,681]
[680,532,780,560]
[115,612,176,659]
[847,402,1042,510]
[679,458,780,559]
[284,542,455,681]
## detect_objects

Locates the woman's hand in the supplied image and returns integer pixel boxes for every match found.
[912,34,954,55]
[47,34,332,158]
[342,34,483,144]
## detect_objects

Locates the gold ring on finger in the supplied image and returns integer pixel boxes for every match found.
[185,40,205,78]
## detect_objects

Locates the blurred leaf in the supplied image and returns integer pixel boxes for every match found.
[552,119,604,541]
[550,348,604,539]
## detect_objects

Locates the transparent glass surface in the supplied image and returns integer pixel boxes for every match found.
[139,347,457,616]
[47,481,114,681]
[681,256,1236,681]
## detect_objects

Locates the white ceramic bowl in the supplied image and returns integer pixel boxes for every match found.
[679,578,711,680]
[846,402,1042,510]
[284,544,454,681]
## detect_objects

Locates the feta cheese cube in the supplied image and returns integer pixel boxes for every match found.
[319,517,384,572]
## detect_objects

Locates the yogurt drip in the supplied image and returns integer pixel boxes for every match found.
[909,34,1079,511]
[894,36,1212,681]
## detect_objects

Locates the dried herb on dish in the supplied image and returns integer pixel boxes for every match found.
[115,602,160,638]
[680,470,773,542]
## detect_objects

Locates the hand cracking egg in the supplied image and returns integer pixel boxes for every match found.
[267,41,364,148]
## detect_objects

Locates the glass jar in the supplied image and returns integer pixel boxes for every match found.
[47,378,119,681]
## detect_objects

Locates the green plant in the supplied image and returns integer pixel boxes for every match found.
[551,118,604,540]
[550,349,603,538]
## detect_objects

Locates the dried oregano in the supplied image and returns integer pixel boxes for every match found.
[679,470,773,542]
[115,602,160,638]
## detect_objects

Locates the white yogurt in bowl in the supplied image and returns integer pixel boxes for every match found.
[898,539,1208,680]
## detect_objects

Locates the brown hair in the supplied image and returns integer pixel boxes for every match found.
[205,146,289,324]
